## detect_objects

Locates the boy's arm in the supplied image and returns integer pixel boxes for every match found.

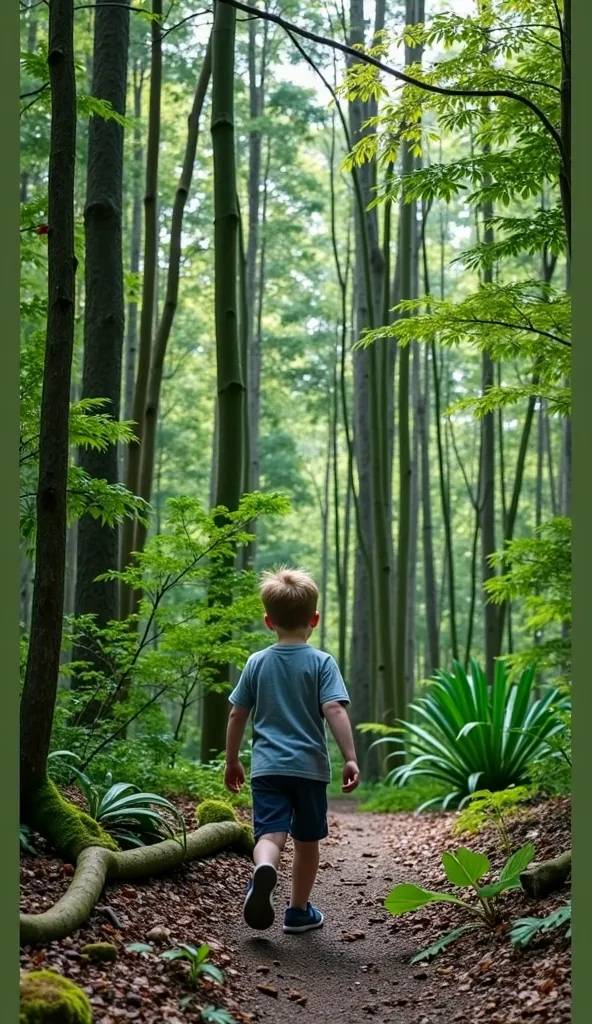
[322,701,360,793]
[224,704,250,792]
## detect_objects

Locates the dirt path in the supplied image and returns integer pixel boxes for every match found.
[20,796,571,1024]
[222,802,461,1024]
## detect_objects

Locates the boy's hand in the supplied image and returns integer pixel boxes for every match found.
[342,760,360,793]
[224,760,245,793]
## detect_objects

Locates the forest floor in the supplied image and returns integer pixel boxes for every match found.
[20,795,571,1024]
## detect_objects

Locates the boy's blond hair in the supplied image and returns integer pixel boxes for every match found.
[259,566,319,631]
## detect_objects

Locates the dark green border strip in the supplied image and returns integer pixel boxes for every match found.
[3,0,21,1017]
[572,0,588,1021]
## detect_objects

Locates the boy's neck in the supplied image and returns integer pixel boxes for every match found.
[274,629,310,645]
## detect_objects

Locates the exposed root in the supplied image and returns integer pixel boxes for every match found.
[20,819,250,945]
[520,849,571,899]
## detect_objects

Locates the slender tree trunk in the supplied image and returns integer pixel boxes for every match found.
[135,40,213,560]
[348,0,377,735]
[20,0,77,805]
[200,1,245,762]
[120,0,162,616]
[123,64,145,451]
[319,406,332,651]
[245,5,269,561]
[74,0,130,643]
[479,185,497,679]
[419,210,439,677]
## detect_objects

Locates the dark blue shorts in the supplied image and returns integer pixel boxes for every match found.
[251,775,329,842]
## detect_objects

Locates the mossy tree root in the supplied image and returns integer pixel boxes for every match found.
[520,849,571,899]
[20,820,248,946]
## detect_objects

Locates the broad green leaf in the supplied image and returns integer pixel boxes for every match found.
[499,842,535,884]
[126,942,153,954]
[442,848,490,888]
[384,883,465,916]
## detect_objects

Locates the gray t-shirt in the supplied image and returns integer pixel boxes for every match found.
[229,643,350,783]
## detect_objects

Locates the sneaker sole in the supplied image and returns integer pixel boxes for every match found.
[243,863,278,930]
[283,912,325,934]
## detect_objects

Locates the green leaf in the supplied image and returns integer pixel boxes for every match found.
[500,842,535,884]
[384,883,466,916]
[200,963,224,984]
[510,903,571,949]
[160,948,192,962]
[442,848,490,888]
[410,923,481,964]
[201,1007,238,1024]
[126,942,153,954]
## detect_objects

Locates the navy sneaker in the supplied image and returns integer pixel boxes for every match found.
[283,902,324,934]
[243,863,278,930]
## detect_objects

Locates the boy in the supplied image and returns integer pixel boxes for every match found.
[224,566,360,934]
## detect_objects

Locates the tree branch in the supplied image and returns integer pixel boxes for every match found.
[218,0,566,166]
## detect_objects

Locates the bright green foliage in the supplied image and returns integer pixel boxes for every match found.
[54,493,288,769]
[196,799,238,827]
[201,1007,238,1024]
[510,902,571,948]
[160,943,224,987]
[486,518,571,681]
[27,778,118,860]
[343,0,570,422]
[20,970,92,1024]
[360,660,567,809]
[48,754,185,850]
[366,284,570,419]
[454,786,532,852]
[385,841,536,962]
[80,942,118,963]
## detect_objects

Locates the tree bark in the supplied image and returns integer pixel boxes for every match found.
[200,1,245,762]
[419,216,439,676]
[520,850,571,900]
[395,0,424,712]
[135,40,213,560]
[20,0,77,804]
[20,820,249,945]
[123,62,145,445]
[120,0,162,616]
[75,0,131,637]
[245,4,269,562]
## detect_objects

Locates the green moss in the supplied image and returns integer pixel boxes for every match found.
[236,822,255,854]
[195,798,238,827]
[80,942,118,963]
[20,970,92,1024]
[28,778,118,860]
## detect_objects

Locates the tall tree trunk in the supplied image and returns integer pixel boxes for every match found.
[120,0,162,616]
[20,0,76,805]
[419,209,439,677]
[395,0,423,712]
[200,1,244,762]
[479,186,497,680]
[319,405,332,651]
[123,63,145,452]
[245,4,269,562]
[135,40,213,560]
[74,0,131,638]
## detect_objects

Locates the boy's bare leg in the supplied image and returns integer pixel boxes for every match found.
[254,831,286,869]
[290,838,320,910]
[244,832,286,931]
